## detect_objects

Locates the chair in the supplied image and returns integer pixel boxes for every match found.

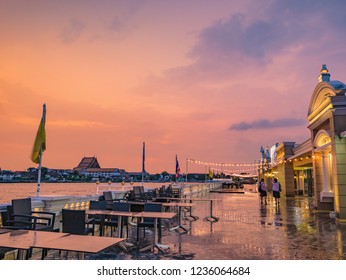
[136,203,162,242]
[104,202,131,237]
[2,198,56,260]
[133,186,144,201]
[5,198,56,231]
[61,209,94,236]
[113,191,128,201]
[133,186,153,201]
[103,191,123,210]
[0,206,12,227]
[87,200,107,236]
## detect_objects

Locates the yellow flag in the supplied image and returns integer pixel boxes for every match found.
[31,104,46,164]
[209,168,214,179]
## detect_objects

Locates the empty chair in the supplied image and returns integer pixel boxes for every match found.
[61,209,94,236]
[113,191,128,201]
[136,203,162,241]
[2,198,56,260]
[133,186,152,201]
[103,191,123,210]
[104,202,131,237]
[87,200,107,236]
[171,188,181,198]
[0,206,13,227]
[5,198,56,231]
[133,186,144,201]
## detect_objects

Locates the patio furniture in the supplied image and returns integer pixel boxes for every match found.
[61,209,94,236]
[103,191,126,210]
[0,230,69,260]
[165,202,195,234]
[136,203,162,242]
[4,198,56,231]
[33,234,125,260]
[104,202,131,237]
[134,211,176,253]
[0,207,12,227]
[87,200,107,236]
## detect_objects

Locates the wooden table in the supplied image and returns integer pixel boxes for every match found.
[87,210,138,238]
[162,202,195,234]
[0,228,14,235]
[0,230,68,259]
[154,197,221,222]
[134,212,176,253]
[33,234,125,260]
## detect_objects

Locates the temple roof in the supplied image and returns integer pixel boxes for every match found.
[74,156,100,170]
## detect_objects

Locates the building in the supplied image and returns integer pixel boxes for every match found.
[259,65,346,221]
[73,156,127,180]
[73,156,101,174]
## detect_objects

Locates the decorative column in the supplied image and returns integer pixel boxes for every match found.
[320,150,334,202]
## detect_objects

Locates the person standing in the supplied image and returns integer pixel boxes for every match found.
[259,178,267,205]
[272,178,281,205]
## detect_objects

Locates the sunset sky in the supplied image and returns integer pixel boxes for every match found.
[1,0,346,174]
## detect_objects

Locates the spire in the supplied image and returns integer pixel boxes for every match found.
[318,64,330,83]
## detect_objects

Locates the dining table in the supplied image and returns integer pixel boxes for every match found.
[134,211,176,253]
[0,229,125,260]
[33,233,125,260]
[154,197,221,222]
[87,209,138,238]
[161,202,195,234]
[0,230,68,259]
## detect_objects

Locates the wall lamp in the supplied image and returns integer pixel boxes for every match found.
[339,131,346,139]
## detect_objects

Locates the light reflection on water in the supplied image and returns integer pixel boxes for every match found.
[175,193,346,259]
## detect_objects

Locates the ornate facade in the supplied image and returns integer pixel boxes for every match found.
[259,65,346,221]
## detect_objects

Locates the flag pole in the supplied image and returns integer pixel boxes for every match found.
[185,158,188,183]
[141,142,145,187]
[31,103,46,197]
[37,147,43,196]
[141,171,144,187]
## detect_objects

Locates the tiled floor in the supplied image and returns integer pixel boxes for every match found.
[38,186,346,260]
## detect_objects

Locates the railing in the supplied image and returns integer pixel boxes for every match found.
[0,182,222,229]
[174,182,222,197]
[0,195,99,230]
[95,183,133,195]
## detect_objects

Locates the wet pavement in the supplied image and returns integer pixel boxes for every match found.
[158,188,346,260]
[36,185,346,260]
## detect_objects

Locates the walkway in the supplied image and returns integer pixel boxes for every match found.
[29,185,346,260]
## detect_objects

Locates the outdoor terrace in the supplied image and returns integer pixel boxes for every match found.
[1,184,346,260]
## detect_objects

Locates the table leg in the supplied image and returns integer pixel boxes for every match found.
[203,200,219,222]
[183,199,198,221]
[169,206,189,234]
[153,218,170,254]
[78,251,85,260]
[117,216,123,238]
[99,214,105,236]
[17,249,26,260]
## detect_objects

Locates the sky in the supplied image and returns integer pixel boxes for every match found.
[1,0,346,174]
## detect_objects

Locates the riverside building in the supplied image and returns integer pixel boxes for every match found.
[259,65,346,221]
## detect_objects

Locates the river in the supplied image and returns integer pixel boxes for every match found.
[0,182,168,204]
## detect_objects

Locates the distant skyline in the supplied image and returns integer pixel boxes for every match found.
[1,0,346,174]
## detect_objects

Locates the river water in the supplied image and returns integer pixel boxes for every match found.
[0,182,167,204]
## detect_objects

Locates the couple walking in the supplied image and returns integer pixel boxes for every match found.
[258,178,281,205]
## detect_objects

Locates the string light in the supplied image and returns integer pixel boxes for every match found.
[187,158,257,167]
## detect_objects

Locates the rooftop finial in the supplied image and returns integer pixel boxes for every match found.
[318,64,330,83]
[321,64,328,73]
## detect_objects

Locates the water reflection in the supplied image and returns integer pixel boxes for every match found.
[168,194,346,259]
